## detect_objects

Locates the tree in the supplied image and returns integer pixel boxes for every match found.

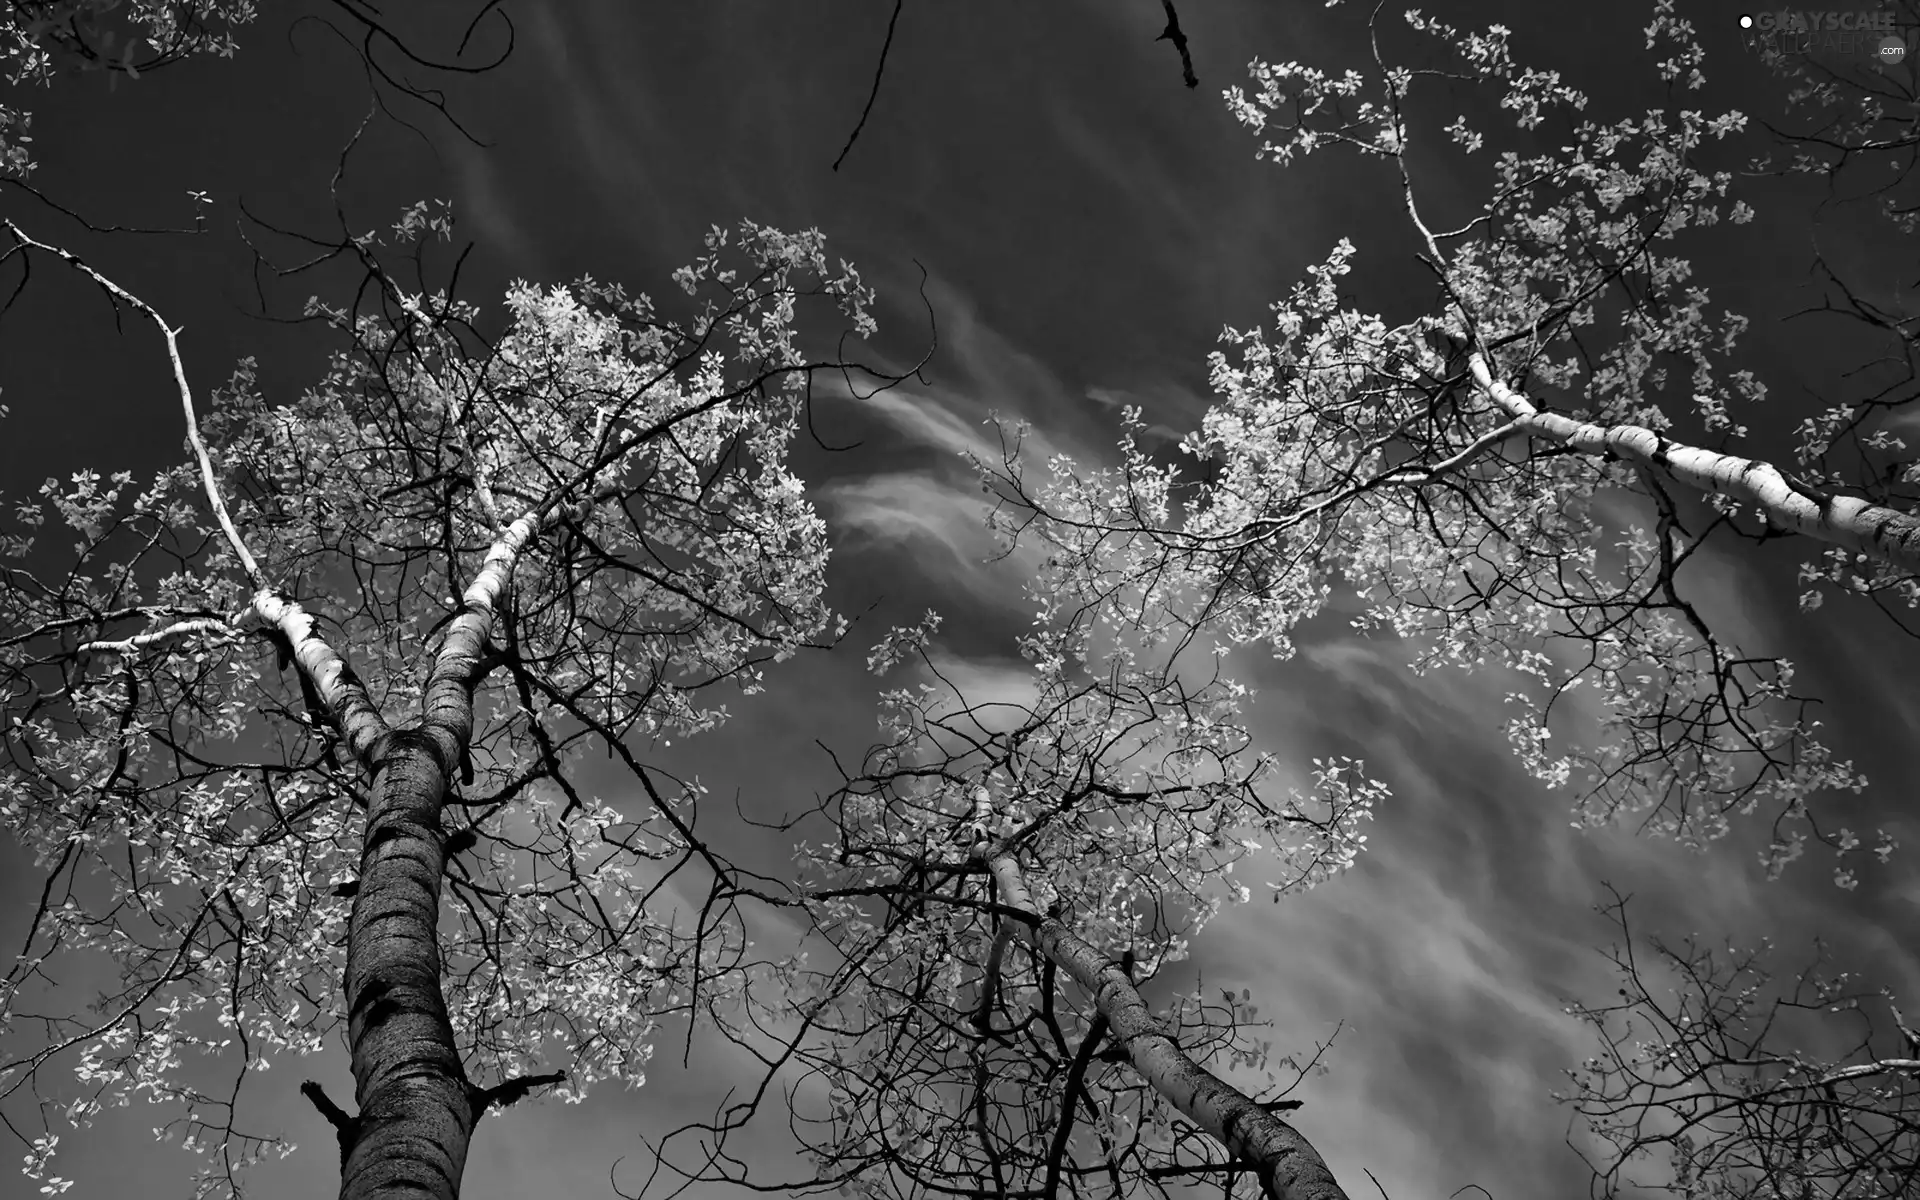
[973,1,1918,1193]
[0,206,881,1198]
[987,0,1907,877]
[639,608,1374,1200]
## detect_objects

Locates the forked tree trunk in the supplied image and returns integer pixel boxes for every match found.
[21,226,566,1199]
[289,525,536,1199]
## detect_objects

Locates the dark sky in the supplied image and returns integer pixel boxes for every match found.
[3,2,1916,1197]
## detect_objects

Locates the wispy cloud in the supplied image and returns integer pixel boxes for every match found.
[821,472,1009,604]
[446,140,536,273]
[816,278,1120,621]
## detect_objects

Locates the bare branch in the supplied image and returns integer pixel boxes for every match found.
[3,220,267,591]
[831,0,904,172]
[1155,0,1199,89]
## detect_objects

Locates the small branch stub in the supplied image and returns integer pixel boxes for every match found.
[467,1070,568,1122]
[300,1080,359,1168]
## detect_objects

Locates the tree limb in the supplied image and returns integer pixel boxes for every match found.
[979,843,1348,1200]
[3,219,267,591]
[467,1070,568,1122]
[972,920,1015,1035]
[1892,1002,1920,1057]
[1467,350,1920,572]
[1042,1011,1111,1197]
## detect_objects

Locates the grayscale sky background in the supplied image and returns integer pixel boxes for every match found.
[2,1,1915,1197]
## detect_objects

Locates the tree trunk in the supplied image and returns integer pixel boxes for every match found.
[324,509,530,1197]
[338,731,473,1200]
[984,850,1351,1200]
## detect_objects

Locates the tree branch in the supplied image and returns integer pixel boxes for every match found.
[3,222,395,768]
[1892,1002,1920,1057]
[467,1070,567,1122]
[1467,350,1920,572]
[831,0,904,172]
[1043,1011,1111,1197]
[971,921,1015,1035]
[3,219,267,591]
[979,843,1348,1200]
[300,1079,359,1168]
[1155,0,1198,89]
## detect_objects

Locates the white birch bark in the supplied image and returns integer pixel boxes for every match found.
[1470,352,1920,572]
[982,846,1350,1200]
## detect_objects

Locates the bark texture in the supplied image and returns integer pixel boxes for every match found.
[334,514,532,1198]
[1469,353,1920,572]
[339,733,471,1200]
[252,588,390,765]
[984,851,1350,1200]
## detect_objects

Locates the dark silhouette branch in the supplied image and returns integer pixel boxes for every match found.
[467,1070,569,1122]
[443,826,479,860]
[300,1080,359,1168]
[1043,1012,1111,1197]
[832,0,905,171]
[971,921,1015,1034]
[1156,0,1198,89]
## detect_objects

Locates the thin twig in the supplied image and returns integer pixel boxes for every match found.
[832,0,904,171]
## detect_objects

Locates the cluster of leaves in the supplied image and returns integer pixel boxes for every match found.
[1745,0,1920,629]
[2,0,257,178]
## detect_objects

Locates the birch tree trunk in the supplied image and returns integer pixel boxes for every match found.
[3,216,867,1199]
[983,848,1351,1200]
[1468,352,1920,571]
[339,733,472,1200]
[333,519,533,1198]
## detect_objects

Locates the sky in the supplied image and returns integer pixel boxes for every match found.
[2,1,1918,1198]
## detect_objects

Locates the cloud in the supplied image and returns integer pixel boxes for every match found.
[840,385,997,463]
[816,278,1129,619]
[447,140,536,273]
[854,276,1115,456]
[1176,607,1853,1193]
[524,5,661,216]
[820,472,1014,608]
